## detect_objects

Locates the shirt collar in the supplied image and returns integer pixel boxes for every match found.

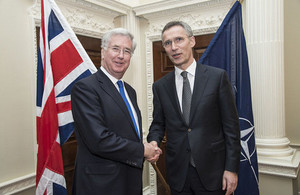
[174,59,196,77]
[100,66,120,85]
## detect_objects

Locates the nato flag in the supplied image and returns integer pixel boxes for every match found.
[199,1,259,194]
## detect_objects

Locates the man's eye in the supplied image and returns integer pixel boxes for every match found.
[175,37,183,42]
[124,49,131,55]
[164,41,171,46]
[112,47,119,51]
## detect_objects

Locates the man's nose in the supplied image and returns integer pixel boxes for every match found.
[171,41,178,50]
[118,50,125,58]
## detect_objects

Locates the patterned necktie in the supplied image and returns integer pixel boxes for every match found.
[181,71,192,125]
[117,80,140,139]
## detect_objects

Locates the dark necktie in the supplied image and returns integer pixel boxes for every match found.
[181,71,192,125]
[117,80,140,139]
[181,71,195,167]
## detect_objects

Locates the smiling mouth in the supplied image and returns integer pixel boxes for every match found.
[114,61,124,65]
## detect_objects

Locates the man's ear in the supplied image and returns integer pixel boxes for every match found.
[101,48,104,60]
[189,36,196,48]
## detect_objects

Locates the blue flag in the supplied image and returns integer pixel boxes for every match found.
[198,1,259,194]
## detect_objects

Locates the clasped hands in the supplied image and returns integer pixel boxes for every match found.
[144,141,162,163]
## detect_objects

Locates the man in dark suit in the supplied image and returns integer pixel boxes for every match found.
[147,21,241,195]
[71,28,161,195]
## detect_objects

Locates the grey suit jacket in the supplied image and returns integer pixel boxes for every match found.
[147,63,240,191]
[71,69,144,195]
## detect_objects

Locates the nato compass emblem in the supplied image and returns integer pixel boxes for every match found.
[239,117,259,184]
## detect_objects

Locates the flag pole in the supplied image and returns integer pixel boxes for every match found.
[151,163,171,195]
[231,0,243,9]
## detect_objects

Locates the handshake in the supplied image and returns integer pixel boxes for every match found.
[144,141,162,163]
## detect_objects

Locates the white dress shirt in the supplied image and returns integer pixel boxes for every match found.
[174,59,196,112]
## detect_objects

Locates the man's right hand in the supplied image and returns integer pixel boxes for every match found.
[144,141,162,163]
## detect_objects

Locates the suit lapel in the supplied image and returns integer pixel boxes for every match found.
[190,63,209,123]
[95,70,138,137]
[163,71,185,123]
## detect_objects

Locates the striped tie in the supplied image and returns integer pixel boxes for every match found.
[117,80,140,139]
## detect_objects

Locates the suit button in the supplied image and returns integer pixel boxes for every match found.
[188,128,191,132]
[186,148,190,153]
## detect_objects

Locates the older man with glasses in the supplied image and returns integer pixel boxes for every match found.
[71,28,161,195]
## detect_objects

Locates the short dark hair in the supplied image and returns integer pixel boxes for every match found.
[161,21,193,40]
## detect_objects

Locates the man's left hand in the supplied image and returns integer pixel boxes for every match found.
[222,170,238,195]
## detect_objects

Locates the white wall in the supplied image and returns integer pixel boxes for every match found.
[0,0,36,183]
[0,0,36,194]
[285,0,300,145]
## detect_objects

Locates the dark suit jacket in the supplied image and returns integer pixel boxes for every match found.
[147,63,240,192]
[71,69,144,195]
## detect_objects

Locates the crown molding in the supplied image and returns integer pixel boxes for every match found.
[134,0,209,16]
[134,0,233,39]
[54,0,125,17]
[134,0,234,19]
[29,0,123,38]
[82,0,132,15]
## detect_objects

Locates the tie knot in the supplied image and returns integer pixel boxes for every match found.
[181,71,188,79]
[117,80,123,88]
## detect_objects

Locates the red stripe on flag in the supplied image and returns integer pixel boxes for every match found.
[46,141,65,176]
[51,39,83,85]
[36,89,59,185]
[56,101,71,114]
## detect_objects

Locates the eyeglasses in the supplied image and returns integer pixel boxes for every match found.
[108,46,132,56]
[162,36,190,48]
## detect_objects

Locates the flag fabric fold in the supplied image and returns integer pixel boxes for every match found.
[36,0,97,194]
[198,1,259,194]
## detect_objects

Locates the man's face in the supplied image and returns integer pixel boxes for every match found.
[101,34,132,79]
[162,25,195,70]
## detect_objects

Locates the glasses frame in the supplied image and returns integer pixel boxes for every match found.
[107,46,132,57]
[162,35,192,48]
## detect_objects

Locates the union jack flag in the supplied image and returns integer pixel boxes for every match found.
[36,0,97,194]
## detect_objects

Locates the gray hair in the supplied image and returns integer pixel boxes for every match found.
[161,21,193,40]
[101,28,137,53]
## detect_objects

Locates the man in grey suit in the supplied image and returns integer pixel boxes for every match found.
[147,21,241,195]
[71,28,161,195]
